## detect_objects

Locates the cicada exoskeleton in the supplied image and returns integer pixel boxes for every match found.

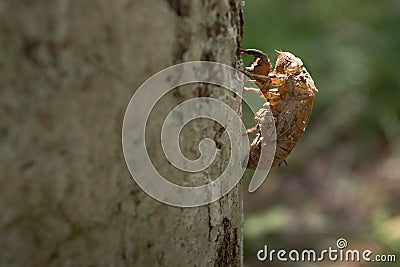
[241,49,318,169]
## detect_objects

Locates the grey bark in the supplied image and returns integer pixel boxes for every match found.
[0,0,244,266]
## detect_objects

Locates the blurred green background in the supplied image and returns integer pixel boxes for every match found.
[241,1,400,266]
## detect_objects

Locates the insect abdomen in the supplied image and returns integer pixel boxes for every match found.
[271,71,316,166]
[273,98,314,166]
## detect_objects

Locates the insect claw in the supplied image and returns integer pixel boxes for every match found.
[278,160,288,167]
[240,48,268,58]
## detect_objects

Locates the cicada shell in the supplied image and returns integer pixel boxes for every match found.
[242,49,318,169]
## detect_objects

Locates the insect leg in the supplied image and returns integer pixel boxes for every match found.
[243,87,260,93]
[239,69,271,82]
[243,125,258,136]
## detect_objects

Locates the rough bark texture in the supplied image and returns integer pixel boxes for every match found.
[0,1,243,266]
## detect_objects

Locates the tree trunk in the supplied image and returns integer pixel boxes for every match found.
[0,0,244,266]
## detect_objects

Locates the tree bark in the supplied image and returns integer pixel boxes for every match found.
[0,0,244,266]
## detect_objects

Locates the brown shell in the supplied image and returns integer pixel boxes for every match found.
[246,105,275,170]
[243,50,317,169]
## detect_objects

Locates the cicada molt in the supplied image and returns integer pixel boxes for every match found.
[241,49,318,169]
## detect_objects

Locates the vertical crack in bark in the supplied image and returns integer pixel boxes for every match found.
[165,0,190,17]
[229,0,244,65]
[207,205,212,241]
[165,0,191,62]
[214,218,238,267]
